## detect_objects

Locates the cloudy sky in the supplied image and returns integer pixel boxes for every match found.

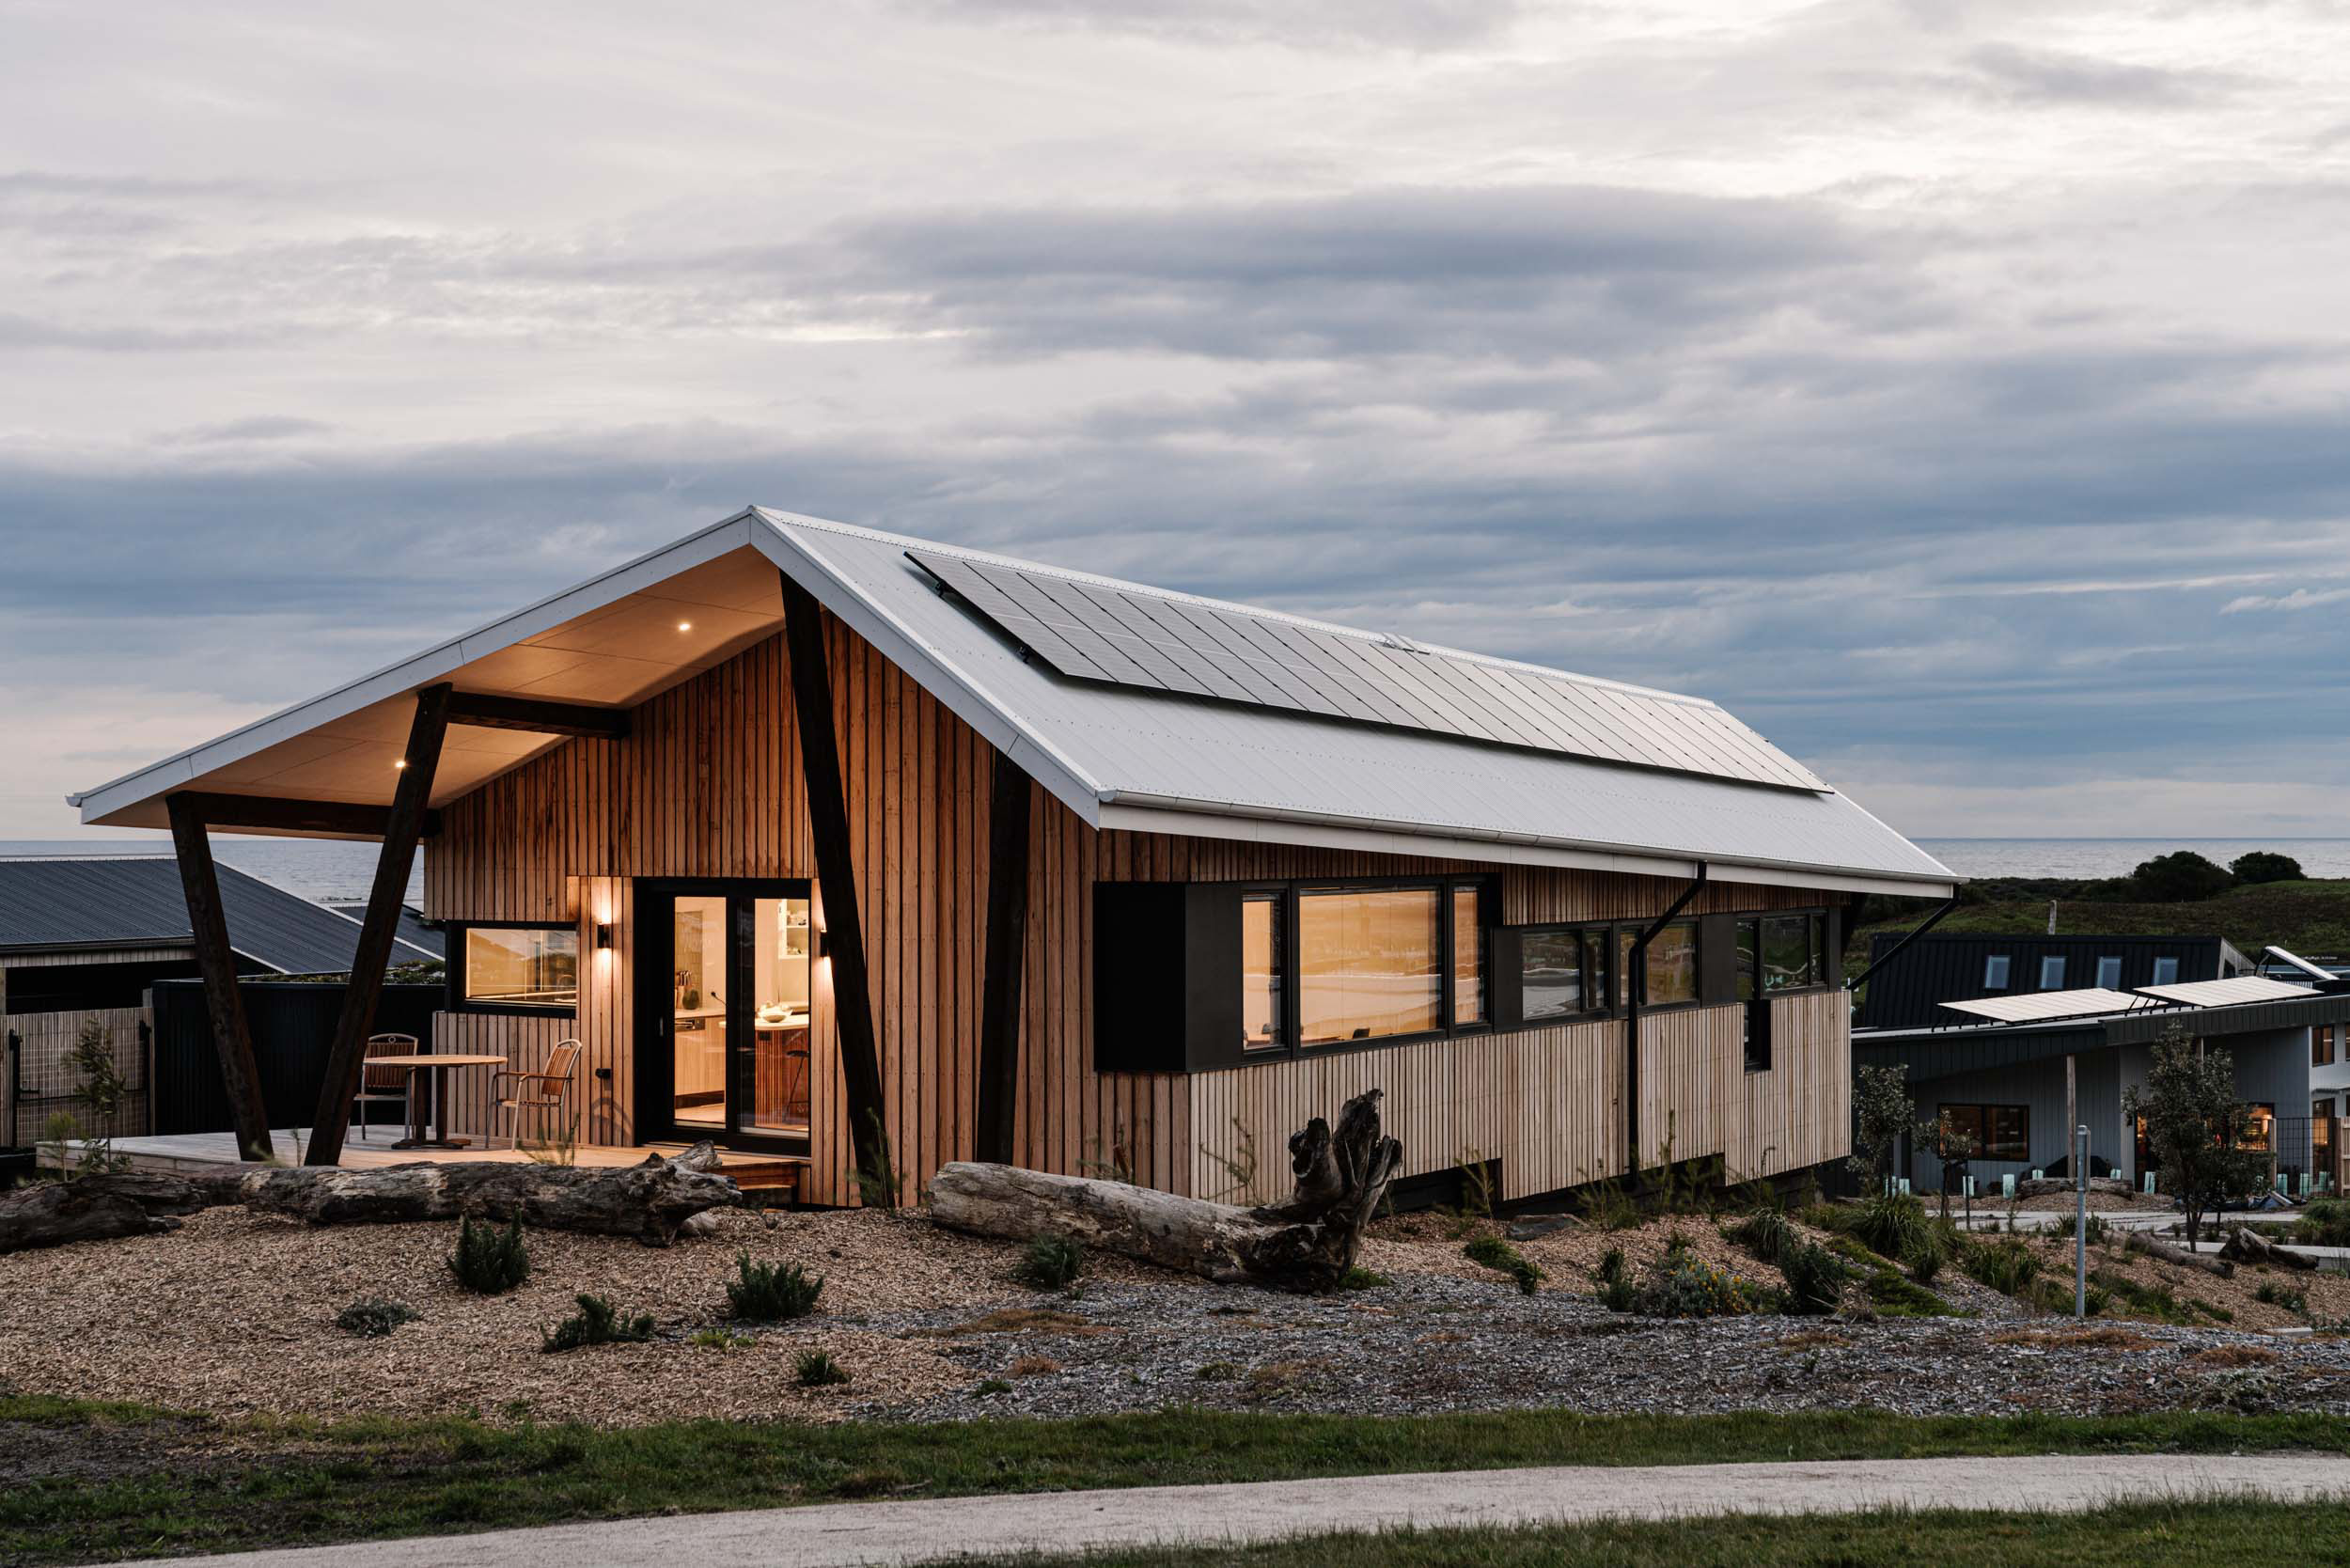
[7,0,2348,840]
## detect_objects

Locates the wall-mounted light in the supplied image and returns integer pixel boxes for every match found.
[813,925,828,961]
[594,922,614,950]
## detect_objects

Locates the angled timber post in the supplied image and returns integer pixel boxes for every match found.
[164,792,273,1160]
[780,572,892,1195]
[975,746,1033,1165]
[305,682,451,1166]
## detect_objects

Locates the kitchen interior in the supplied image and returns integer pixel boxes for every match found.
[670,893,812,1137]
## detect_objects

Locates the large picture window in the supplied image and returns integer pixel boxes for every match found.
[455,924,578,1011]
[1300,887,1442,1044]
[1940,1103,2028,1162]
[1230,876,1493,1055]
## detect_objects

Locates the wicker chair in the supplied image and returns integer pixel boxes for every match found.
[354,1032,418,1142]
[492,1041,582,1152]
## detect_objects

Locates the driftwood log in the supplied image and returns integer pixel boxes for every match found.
[182,1141,742,1247]
[0,1172,209,1253]
[929,1089,1402,1293]
[2125,1230,2233,1278]
[2221,1224,2321,1272]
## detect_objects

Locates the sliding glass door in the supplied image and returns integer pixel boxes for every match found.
[636,880,813,1150]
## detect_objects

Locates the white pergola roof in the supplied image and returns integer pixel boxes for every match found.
[2135,975,2316,1009]
[1939,988,2160,1025]
[70,509,1958,897]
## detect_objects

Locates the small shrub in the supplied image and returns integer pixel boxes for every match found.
[541,1293,654,1353]
[1007,1355,1059,1376]
[1778,1241,1851,1316]
[794,1349,852,1388]
[1864,1269,1954,1317]
[1961,1235,2040,1296]
[335,1296,419,1338]
[727,1253,824,1322]
[2295,1198,2350,1247]
[1018,1233,1086,1291]
[1727,1210,1794,1264]
[1592,1246,1635,1312]
[1904,1239,1943,1287]
[1195,1360,1242,1381]
[1463,1234,1543,1294]
[1634,1251,1776,1319]
[447,1215,530,1295]
[689,1327,754,1350]
[971,1378,1013,1398]
[1340,1265,1391,1290]
[2256,1281,2309,1314]
[2053,1211,2111,1245]
[1850,1193,1934,1265]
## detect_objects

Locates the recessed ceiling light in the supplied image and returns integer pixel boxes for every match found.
[677,620,694,632]
[393,759,409,770]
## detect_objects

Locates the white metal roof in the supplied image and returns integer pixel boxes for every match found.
[1939,988,2159,1024]
[2134,975,2317,1009]
[70,508,1958,897]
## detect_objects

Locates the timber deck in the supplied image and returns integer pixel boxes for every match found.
[80,1130,806,1196]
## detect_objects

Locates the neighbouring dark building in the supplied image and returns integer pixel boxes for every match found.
[1856,932,2253,1031]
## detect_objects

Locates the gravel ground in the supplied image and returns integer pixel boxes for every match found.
[8,1203,2350,1429]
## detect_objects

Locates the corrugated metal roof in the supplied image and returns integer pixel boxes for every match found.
[0,857,437,974]
[319,902,445,960]
[1939,987,2158,1024]
[71,508,1958,897]
[2134,975,2316,1009]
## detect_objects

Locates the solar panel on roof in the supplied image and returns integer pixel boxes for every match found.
[2134,975,2316,1009]
[1939,988,2157,1024]
[907,550,1828,793]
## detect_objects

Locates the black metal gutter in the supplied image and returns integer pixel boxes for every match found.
[1626,861,1707,1175]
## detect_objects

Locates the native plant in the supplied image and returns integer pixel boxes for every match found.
[1849,1063,1919,1190]
[853,1110,901,1210]
[448,1215,531,1294]
[46,1018,133,1177]
[336,1296,420,1338]
[1463,1233,1543,1294]
[1017,1233,1086,1291]
[542,1293,654,1352]
[726,1254,824,1321]
[794,1348,852,1388]
[2123,1025,2272,1247]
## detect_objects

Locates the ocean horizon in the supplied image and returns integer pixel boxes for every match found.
[6,835,2347,904]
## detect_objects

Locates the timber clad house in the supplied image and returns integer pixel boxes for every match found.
[70,509,1956,1206]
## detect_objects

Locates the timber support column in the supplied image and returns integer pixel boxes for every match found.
[975,746,1032,1165]
[780,572,891,1195]
[306,682,452,1166]
[164,792,273,1160]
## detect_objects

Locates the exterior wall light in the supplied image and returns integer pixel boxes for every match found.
[594,922,614,949]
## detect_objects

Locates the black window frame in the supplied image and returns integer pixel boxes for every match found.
[444,919,580,1017]
[1512,922,1614,1027]
[1939,1102,2029,1163]
[1240,874,1496,1059]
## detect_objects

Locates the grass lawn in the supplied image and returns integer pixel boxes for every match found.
[927,1500,2350,1567]
[8,1398,2350,1564]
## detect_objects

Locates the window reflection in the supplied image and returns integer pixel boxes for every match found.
[462,926,578,1008]
[1300,888,1440,1044]
[1242,893,1285,1049]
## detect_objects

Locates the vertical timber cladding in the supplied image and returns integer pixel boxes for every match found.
[426,608,1853,1206]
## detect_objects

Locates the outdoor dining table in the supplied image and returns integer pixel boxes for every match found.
[368,1053,508,1150]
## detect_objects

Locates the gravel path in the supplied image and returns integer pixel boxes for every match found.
[129,1454,2350,1568]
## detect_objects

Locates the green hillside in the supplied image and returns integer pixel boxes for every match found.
[1847,879,2350,980]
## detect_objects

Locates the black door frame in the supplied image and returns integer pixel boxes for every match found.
[633,876,814,1154]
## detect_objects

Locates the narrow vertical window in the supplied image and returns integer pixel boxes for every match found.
[2316,1025,2336,1069]
[2039,955,2066,989]
[2095,955,2123,989]
[1451,886,1487,1027]
[1241,893,1285,1050]
[2151,955,2180,985]
[1983,954,2012,989]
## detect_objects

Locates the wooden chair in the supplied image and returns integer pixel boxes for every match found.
[492,1040,581,1151]
[354,1032,417,1142]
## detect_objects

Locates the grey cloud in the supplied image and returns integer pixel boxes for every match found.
[898,0,1524,50]
[1959,43,2253,108]
[163,416,337,445]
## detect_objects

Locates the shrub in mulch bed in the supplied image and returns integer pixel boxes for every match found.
[726,1253,823,1322]
[335,1296,420,1338]
[1017,1233,1086,1291]
[794,1349,853,1388]
[1463,1234,1543,1294]
[448,1215,530,1295]
[541,1293,655,1353]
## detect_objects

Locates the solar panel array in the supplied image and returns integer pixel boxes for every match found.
[907,550,1828,792]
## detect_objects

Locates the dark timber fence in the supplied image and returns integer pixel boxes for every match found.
[150,980,444,1137]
